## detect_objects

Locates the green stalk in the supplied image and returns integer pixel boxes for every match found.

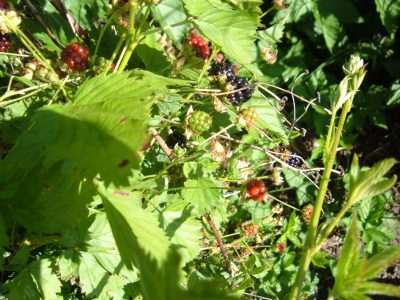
[288,99,352,300]
[117,0,140,73]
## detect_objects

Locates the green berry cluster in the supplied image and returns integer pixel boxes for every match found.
[188,111,212,133]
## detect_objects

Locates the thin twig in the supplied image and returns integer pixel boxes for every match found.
[204,212,231,273]
[149,128,175,160]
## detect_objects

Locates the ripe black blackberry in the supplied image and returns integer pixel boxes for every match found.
[0,34,12,53]
[166,128,186,148]
[209,60,236,82]
[226,76,253,106]
[288,155,302,167]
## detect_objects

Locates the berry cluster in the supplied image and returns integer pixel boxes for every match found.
[166,128,186,149]
[0,33,12,52]
[61,43,90,71]
[188,34,210,59]
[246,179,267,202]
[287,155,302,167]
[188,111,212,133]
[209,60,253,106]
[244,224,259,237]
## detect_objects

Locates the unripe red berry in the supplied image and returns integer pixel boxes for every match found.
[61,43,90,71]
[246,179,267,202]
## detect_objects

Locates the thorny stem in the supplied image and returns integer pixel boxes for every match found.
[288,98,352,300]
[204,212,231,273]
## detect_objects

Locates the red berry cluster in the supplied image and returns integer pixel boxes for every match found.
[246,179,267,202]
[61,43,90,71]
[188,34,210,59]
[244,223,259,237]
[0,34,12,52]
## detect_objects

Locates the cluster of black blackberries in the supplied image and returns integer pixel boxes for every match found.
[166,127,186,149]
[209,60,253,106]
[288,156,302,167]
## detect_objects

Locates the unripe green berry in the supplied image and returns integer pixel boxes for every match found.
[188,111,212,133]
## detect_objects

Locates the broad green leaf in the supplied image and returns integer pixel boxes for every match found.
[359,281,400,297]
[374,0,400,34]
[9,259,62,300]
[183,0,258,66]
[242,97,288,143]
[151,0,190,46]
[58,213,136,297]
[57,249,79,281]
[100,185,171,269]
[0,72,171,233]
[162,201,202,265]
[182,178,223,214]
[364,246,400,280]
[312,0,341,52]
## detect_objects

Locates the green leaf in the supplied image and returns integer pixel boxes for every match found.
[312,0,341,52]
[100,185,171,269]
[334,212,360,285]
[136,33,171,75]
[386,80,400,106]
[311,251,330,268]
[242,96,288,143]
[57,249,79,281]
[348,156,396,206]
[364,246,400,280]
[162,201,203,265]
[151,0,190,46]
[9,259,62,300]
[359,281,400,297]
[0,72,177,233]
[64,0,107,30]
[182,178,223,214]
[285,211,302,247]
[258,20,285,47]
[282,168,316,205]
[374,0,400,34]
[183,0,257,66]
